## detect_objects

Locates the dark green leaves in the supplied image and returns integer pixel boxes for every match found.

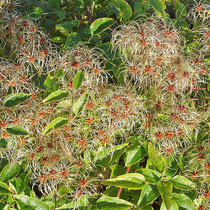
[172,193,195,209]
[73,71,85,90]
[15,195,49,210]
[42,90,68,103]
[136,169,161,184]
[125,145,146,166]
[148,143,166,172]
[149,0,166,17]
[90,18,115,35]
[161,200,178,210]
[0,182,15,195]
[138,184,159,207]
[102,173,145,190]
[172,175,195,190]
[42,117,68,135]
[157,180,173,210]
[0,139,7,149]
[0,162,20,182]
[97,195,133,210]
[72,91,89,114]
[3,93,32,107]
[111,0,132,20]
[6,125,28,136]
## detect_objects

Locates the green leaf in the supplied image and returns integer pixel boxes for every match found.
[15,172,29,194]
[149,0,166,16]
[42,90,68,104]
[157,180,173,210]
[55,68,65,78]
[3,93,32,107]
[172,175,196,190]
[166,156,178,178]
[160,200,178,210]
[6,125,28,136]
[138,184,160,207]
[96,144,128,167]
[0,162,20,182]
[0,182,15,195]
[73,71,85,90]
[172,193,195,210]
[72,91,89,115]
[44,75,58,87]
[136,169,161,184]
[111,0,132,20]
[125,145,146,166]
[15,195,49,210]
[42,117,68,135]
[148,143,166,172]
[0,138,7,149]
[175,0,187,19]
[97,195,133,210]
[90,18,115,35]
[56,20,80,36]
[102,173,145,190]
[64,32,81,48]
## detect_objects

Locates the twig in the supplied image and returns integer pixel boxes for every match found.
[117,166,131,198]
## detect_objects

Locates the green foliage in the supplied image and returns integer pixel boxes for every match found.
[3,93,32,107]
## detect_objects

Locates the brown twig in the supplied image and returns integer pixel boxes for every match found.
[117,166,131,198]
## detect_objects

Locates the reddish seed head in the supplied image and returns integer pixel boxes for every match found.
[168,73,175,80]
[191,171,198,178]
[68,82,73,89]
[145,65,152,73]
[200,68,207,75]
[79,179,87,187]
[22,49,28,55]
[86,118,93,125]
[155,41,160,47]
[183,72,189,78]
[7,3,14,9]
[130,67,138,74]
[37,146,44,153]
[28,56,35,63]
[40,38,45,44]
[177,129,183,136]
[71,61,79,69]
[41,49,48,56]
[41,157,49,165]
[39,174,47,182]
[197,153,205,159]
[18,137,26,145]
[197,146,204,151]
[178,105,186,112]
[196,5,203,11]
[170,113,178,121]
[155,101,161,109]
[31,93,37,100]
[2,131,10,139]
[168,85,175,92]
[156,58,163,63]
[37,111,45,118]
[47,142,53,149]
[165,131,173,138]
[22,20,28,27]
[155,131,163,139]
[52,155,59,162]
[49,170,57,176]
[76,161,83,167]
[29,153,35,159]
[0,121,7,128]
[165,148,173,155]
[12,119,19,124]
[204,162,210,170]
[93,68,99,74]
[78,139,86,147]
[60,170,68,178]
[86,102,94,109]
[74,51,82,56]
[203,32,210,39]
[8,79,16,87]
[204,191,210,198]
[194,59,201,64]
[18,37,24,44]
[198,206,206,210]
[98,129,105,136]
